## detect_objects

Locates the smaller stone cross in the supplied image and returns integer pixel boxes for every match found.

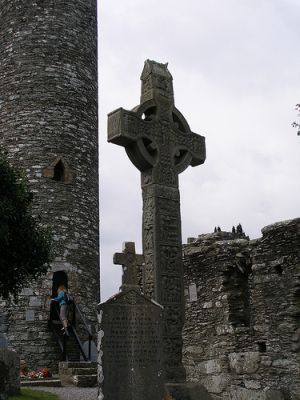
[113,242,144,291]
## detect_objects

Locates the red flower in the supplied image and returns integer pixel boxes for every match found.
[20,368,52,379]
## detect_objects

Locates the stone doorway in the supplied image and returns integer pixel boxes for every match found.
[50,271,68,320]
[52,271,68,297]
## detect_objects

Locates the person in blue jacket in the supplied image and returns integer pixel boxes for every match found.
[52,285,69,334]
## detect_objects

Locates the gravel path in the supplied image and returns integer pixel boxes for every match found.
[29,386,98,400]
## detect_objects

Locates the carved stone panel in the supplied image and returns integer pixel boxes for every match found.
[99,290,164,400]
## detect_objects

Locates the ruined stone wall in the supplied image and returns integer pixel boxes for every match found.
[0,0,99,370]
[250,219,300,398]
[183,218,300,400]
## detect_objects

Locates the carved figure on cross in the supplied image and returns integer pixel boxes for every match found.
[113,242,144,292]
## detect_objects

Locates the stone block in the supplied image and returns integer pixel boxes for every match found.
[73,374,97,387]
[229,386,286,400]
[216,324,234,335]
[28,297,42,307]
[25,310,35,322]
[59,362,97,387]
[197,359,223,374]
[244,380,261,390]
[184,345,204,358]
[228,352,260,374]
[189,284,198,302]
[21,288,33,296]
[229,387,264,400]
[272,358,294,368]
[264,389,285,400]
[165,383,212,400]
[201,374,231,394]
[21,379,61,387]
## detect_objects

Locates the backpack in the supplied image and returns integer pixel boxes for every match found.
[64,292,74,305]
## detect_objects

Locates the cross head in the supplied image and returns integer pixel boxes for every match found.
[108,59,205,188]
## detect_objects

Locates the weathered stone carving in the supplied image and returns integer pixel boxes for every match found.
[108,60,206,380]
[98,242,164,400]
[113,242,144,291]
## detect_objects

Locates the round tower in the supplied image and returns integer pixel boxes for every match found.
[0,0,99,370]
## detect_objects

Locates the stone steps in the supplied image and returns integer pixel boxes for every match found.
[72,374,97,387]
[60,361,97,368]
[70,367,97,375]
[21,378,61,387]
[59,361,97,387]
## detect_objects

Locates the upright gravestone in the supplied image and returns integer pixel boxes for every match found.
[108,60,206,380]
[98,242,164,400]
[0,348,20,400]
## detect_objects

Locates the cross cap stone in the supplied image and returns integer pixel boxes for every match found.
[113,242,144,291]
[108,60,206,186]
[140,59,174,104]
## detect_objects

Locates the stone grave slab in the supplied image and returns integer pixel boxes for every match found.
[0,349,20,399]
[98,289,164,400]
[98,242,164,399]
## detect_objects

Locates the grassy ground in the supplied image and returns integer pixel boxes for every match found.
[8,388,61,400]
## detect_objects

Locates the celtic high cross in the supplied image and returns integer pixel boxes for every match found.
[108,60,206,380]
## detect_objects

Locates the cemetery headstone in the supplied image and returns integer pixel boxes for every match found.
[0,349,20,400]
[108,60,206,380]
[98,242,164,400]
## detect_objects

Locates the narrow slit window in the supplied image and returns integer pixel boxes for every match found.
[258,342,267,353]
[274,265,283,276]
[53,160,65,182]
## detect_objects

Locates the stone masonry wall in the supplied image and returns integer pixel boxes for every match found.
[183,218,300,400]
[0,0,99,371]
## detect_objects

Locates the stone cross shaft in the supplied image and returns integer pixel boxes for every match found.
[113,242,144,291]
[108,60,206,381]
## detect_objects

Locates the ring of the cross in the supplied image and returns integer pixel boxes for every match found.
[170,108,194,173]
[125,100,158,170]
[126,100,194,173]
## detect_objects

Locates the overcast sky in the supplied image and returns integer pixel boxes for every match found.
[98,0,300,301]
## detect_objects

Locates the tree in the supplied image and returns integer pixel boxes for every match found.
[0,154,51,298]
[292,104,300,135]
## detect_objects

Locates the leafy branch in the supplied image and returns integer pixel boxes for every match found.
[292,104,300,135]
[0,153,51,298]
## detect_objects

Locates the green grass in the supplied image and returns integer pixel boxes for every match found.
[8,388,61,400]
